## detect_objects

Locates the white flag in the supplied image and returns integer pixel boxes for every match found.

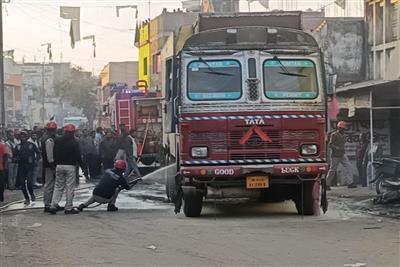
[247,0,269,10]
[60,7,81,48]
[335,0,346,10]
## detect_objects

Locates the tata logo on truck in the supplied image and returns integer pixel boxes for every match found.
[244,118,265,125]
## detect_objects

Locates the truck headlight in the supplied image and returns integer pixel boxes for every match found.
[191,147,208,158]
[301,144,318,156]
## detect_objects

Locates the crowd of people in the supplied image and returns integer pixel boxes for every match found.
[0,122,141,214]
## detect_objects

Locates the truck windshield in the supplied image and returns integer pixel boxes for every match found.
[187,59,242,101]
[263,59,318,99]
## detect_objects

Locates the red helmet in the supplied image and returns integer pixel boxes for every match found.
[114,160,126,170]
[64,123,76,132]
[337,121,347,129]
[46,121,58,129]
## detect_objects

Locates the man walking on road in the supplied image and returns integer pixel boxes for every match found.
[50,124,86,215]
[28,131,41,188]
[14,131,40,205]
[42,121,58,213]
[326,121,356,189]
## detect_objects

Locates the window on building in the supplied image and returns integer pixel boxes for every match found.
[391,2,399,41]
[376,4,384,45]
[143,57,148,76]
[152,53,161,74]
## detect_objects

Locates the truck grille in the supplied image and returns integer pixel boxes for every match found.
[228,130,318,161]
[230,152,280,160]
[190,132,227,152]
[229,130,282,150]
[189,130,319,161]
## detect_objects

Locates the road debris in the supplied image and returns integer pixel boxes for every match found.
[27,223,42,228]
[344,263,366,267]
[146,245,157,250]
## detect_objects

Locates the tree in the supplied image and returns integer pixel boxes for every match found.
[55,67,99,128]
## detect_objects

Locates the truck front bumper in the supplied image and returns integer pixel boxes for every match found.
[180,162,328,182]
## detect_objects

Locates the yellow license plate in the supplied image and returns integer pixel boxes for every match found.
[246,176,269,189]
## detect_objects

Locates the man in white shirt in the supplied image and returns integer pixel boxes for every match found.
[127,129,141,177]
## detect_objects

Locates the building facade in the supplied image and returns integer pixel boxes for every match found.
[366,0,400,80]
[100,61,139,102]
[138,23,151,88]
[136,10,197,93]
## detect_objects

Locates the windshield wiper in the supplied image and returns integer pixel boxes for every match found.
[198,57,234,76]
[273,56,308,77]
[203,71,233,76]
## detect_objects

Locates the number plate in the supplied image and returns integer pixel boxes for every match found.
[246,176,269,189]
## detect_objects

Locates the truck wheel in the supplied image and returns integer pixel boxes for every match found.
[294,181,316,216]
[183,191,203,217]
[166,174,178,203]
[140,156,155,166]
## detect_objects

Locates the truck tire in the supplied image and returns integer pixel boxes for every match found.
[166,174,178,203]
[294,181,316,216]
[140,156,155,166]
[183,191,203,217]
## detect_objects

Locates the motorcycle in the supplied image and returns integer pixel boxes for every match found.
[371,158,400,195]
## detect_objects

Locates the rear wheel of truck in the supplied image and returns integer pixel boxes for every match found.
[183,192,203,217]
[294,180,316,216]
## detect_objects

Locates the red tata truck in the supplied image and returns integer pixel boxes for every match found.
[164,13,328,217]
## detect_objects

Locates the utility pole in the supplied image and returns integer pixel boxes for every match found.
[41,57,45,124]
[40,43,51,124]
[0,0,5,128]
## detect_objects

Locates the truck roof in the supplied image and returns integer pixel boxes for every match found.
[182,26,319,53]
[196,11,303,32]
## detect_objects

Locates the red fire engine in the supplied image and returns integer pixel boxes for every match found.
[105,81,162,165]
[164,13,328,217]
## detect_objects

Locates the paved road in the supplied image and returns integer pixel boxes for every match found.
[1,166,399,266]
[1,198,399,266]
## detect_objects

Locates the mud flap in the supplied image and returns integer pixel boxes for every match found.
[174,173,183,214]
[321,176,328,214]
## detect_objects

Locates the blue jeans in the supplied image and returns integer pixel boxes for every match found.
[7,162,18,189]
[125,157,141,177]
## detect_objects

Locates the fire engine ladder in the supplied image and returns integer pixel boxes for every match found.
[118,99,131,129]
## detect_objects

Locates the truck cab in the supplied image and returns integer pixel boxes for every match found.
[171,26,328,217]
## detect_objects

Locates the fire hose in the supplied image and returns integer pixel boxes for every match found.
[0,176,144,214]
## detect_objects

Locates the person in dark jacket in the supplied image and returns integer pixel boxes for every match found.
[99,129,118,170]
[14,131,40,205]
[49,124,86,215]
[356,132,369,187]
[115,125,133,162]
[78,160,139,212]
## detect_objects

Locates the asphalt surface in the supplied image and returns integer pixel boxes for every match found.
[0,167,399,267]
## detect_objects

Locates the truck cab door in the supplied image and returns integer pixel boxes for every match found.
[164,58,178,133]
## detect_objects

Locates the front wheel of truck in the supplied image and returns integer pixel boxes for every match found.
[183,191,203,217]
[294,180,316,216]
